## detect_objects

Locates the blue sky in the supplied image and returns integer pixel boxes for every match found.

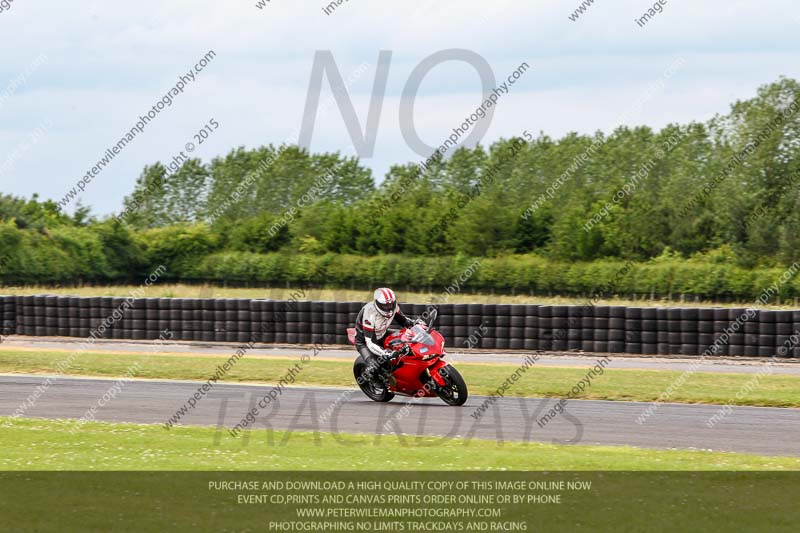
[1,0,799,216]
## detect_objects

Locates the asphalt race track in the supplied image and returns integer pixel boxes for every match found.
[4,336,800,375]
[2,375,799,457]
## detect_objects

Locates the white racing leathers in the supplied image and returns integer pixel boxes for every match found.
[354,302,415,358]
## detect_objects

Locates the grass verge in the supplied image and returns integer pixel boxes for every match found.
[2,283,797,308]
[1,348,799,407]
[2,417,799,470]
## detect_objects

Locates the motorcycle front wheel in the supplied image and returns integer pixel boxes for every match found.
[434,365,468,406]
[353,357,395,402]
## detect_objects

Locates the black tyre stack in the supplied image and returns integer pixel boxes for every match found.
[679,307,700,356]
[507,304,525,351]
[579,305,594,353]
[709,307,731,356]
[607,306,626,354]
[480,304,497,350]
[565,305,583,353]
[592,306,608,354]
[696,308,715,356]
[743,308,761,357]
[318,300,338,345]
[282,300,300,345]
[719,307,752,356]
[522,304,539,351]
[2,295,800,358]
[332,302,351,346]
[756,309,776,358]
[794,311,800,358]
[434,304,452,345]
[624,307,642,355]
[1,296,16,336]
[639,308,658,355]
[548,306,567,352]
[774,310,795,358]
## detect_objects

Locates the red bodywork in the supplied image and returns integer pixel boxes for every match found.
[347,324,450,397]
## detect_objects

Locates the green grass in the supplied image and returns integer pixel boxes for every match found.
[2,417,799,470]
[3,283,798,308]
[2,348,800,407]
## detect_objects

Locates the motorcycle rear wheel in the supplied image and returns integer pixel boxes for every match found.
[353,358,395,402]
[434,365,468,406]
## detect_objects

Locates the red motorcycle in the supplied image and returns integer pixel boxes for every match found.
[347,309,468,406]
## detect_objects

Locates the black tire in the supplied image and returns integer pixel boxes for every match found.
[609,318,625,329]
[608,329,625,341]
[566,339,581,351]
[353,357,394,402]
[711,344,728,356]
[758,323,776,335]
[641,343,657,355]
[435,365,468,406]
[624,319,642,331]
[697,321,714,333]
[758,346,775,357]
[607,341,625,353]
[608,306,625,319]
[593,306,609,318]
[713,308,729,321]
[759,311,775,323]
[728,333,744,345]
[625,331,641,343]
[624,307,641,319]
[641,331,657,344]
[593,341,609,353]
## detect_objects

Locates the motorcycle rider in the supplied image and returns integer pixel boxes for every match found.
[354,288,420,387]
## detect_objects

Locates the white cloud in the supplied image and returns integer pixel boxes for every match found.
[0,0,798,214]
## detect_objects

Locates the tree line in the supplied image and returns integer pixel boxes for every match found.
[1,78,799,300]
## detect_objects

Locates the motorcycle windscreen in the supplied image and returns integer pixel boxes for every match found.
[404,324,435,346]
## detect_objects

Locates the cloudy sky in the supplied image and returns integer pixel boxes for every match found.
[1,0,798,216]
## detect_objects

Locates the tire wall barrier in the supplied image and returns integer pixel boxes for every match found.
[1,295,799,358]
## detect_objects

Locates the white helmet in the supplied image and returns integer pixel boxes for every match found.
[373,288,397,318]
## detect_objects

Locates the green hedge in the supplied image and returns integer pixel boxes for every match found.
[2,218,799,302]
[187,252,800,302]
[0,221,146,284]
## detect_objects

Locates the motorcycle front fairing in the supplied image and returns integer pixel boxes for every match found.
[384,325,449,391]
